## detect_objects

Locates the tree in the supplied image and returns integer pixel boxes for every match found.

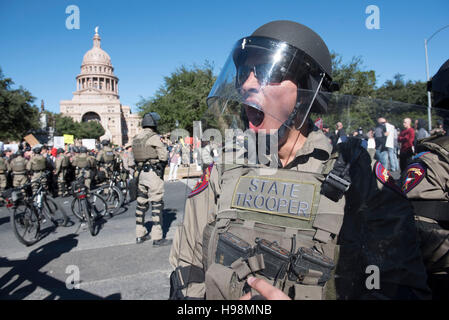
[331,53,377,97]
[77,120,105,139]
[0,67,40,141]
[374,74,429,129]
[54,114,104,140]
[314,53,378,133]
[137,62,216,134]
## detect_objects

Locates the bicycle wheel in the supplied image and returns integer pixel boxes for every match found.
[81,200,95,236]
[11,203,40,246]
[71,197,86,222]
[116,180,128,203]
[95,186,124,216]
[43,196,68,227]
[88,193,108,218]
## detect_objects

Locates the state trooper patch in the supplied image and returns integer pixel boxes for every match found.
[230,175,318,221]
[188,163,213,198]
[402,163,426,194]
[374,161,403,195]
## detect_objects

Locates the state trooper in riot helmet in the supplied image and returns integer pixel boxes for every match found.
[401,59,449,300]
[27,145,47,193]
[96,139,116,180]
[132,111,169,245]
[168,20,430,300]
[73,145,95,190]
[10,150,28,188]
[54,147,69,197]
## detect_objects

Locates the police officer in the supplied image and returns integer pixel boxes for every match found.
[72,146,95,190]
[9,151,28,188]
[27,146,47,193]
[0,151,8,204]
[402,59,449,300]
[54,148,69,197]
[96,139,116,180]
[0,151,8,195]
[123,144,135,178]
[168,20,430,300]
[132,112,170,246]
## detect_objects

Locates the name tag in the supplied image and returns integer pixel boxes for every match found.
[231,176,318,221]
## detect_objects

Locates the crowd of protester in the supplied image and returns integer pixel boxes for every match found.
[322,117,446,176]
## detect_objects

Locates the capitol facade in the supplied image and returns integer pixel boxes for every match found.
[60,28,141,146]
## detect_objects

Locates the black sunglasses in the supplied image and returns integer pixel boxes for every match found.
[236,63,293,88]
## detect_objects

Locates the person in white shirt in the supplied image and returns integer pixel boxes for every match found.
[384,118,399,172]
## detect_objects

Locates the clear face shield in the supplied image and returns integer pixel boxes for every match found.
[201,37,332,166]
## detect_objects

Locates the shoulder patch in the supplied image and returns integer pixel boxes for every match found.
[374,161,404,195]
[402,163,427,194]
[188,163,214,198]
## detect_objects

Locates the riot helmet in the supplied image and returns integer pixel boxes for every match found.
[33,146,42,154]
[142,112,161,128]
[57,148,64,154]
[206,20,336,148]
[429,59,449,133]
[101,139,110,146]
[72,146,80,153]
[430,59,449,110]
[79,146,87,153]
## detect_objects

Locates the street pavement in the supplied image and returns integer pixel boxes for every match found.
[0,179,197,300]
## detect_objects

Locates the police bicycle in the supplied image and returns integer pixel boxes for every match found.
[4,172,68,246]
[70,170,109,236]
[111,162,129,203]
[93,165,124,215]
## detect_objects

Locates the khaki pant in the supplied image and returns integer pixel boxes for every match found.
[57,169,67,196]
[13,174,28,188]
[0,173,6,193]
[99,163,114,180]
[31,171,46,194]
[135,169,164,240]
[76,169,91,190]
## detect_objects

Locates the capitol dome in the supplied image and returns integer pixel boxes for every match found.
[76,27,119,96]
[82,46,112,67]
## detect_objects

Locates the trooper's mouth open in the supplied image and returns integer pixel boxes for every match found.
[245,105,265,129]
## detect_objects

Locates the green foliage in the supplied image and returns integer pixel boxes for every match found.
[375,74,427,105]
[54,114,105,139]
[315,55,431,133]
[0,67,40,141]
[331,53,377,97]
[137,62,216,134]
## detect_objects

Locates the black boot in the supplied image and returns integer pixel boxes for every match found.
[136,234,151,244]
[153,238,172,247]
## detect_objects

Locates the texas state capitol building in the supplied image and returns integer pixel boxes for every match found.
[60,27,141,146]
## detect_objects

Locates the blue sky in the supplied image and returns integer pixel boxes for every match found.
[0,0,448,114]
